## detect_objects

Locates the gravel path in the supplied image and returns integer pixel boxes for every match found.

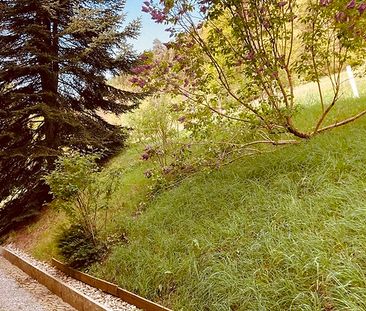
[0,256,76,311]
[4,245,139,311]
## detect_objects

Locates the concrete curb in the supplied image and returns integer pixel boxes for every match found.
[0,247,110,311]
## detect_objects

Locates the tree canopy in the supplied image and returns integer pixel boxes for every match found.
[135,0,366,140]
[0,0,141,234]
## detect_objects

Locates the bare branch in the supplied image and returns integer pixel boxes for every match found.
[316,109,366,134]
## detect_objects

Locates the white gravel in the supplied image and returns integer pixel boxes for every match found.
[0,259,47,311]
[4,245,140,311]
[0,256,75,311]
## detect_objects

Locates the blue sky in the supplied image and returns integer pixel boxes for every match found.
[124,0,171,52]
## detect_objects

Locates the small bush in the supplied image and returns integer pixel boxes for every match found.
[45,153,117,242]
[57,224,107,269]
[45,153,120,268]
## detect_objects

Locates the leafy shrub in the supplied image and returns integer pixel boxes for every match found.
[129,95,264,192]
[129,96,193,183]
[44,152,118,243]
[129,95,182,165]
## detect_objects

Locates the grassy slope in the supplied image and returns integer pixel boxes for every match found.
[11,78,366,310]
[88,114,366,311]
[6,205,68,261]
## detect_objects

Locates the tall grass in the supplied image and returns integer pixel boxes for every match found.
[23,79,366,309]
[86,100,366,310]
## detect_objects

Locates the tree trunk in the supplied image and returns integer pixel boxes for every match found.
[38,12,60,150]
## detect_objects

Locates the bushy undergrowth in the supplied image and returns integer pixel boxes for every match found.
[57,224,107,269]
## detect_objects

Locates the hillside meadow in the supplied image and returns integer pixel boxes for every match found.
[8,78,366,310]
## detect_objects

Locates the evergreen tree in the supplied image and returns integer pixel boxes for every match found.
[0,0,141,234]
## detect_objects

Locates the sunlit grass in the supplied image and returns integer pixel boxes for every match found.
[294,71,366,105]
[293,72,366,132]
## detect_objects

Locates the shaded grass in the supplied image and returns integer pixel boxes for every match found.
[88,112,366,310]
[30,210,65,261]
[7,206,68,261]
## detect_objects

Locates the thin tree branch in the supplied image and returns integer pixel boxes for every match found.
[316,109,366,134]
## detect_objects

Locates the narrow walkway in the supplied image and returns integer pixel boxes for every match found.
[0,257,75,311]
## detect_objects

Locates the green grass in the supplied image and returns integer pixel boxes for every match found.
[294,95,366,133]
[30,209,66,261]
[293,72,366,132]
[24,83,366,309]
[84,100,366,309]
[97,146,154,236]
[6,206,68,261]
[294,71,366,105]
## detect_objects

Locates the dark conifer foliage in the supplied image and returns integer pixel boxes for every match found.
[0,0,141,234]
